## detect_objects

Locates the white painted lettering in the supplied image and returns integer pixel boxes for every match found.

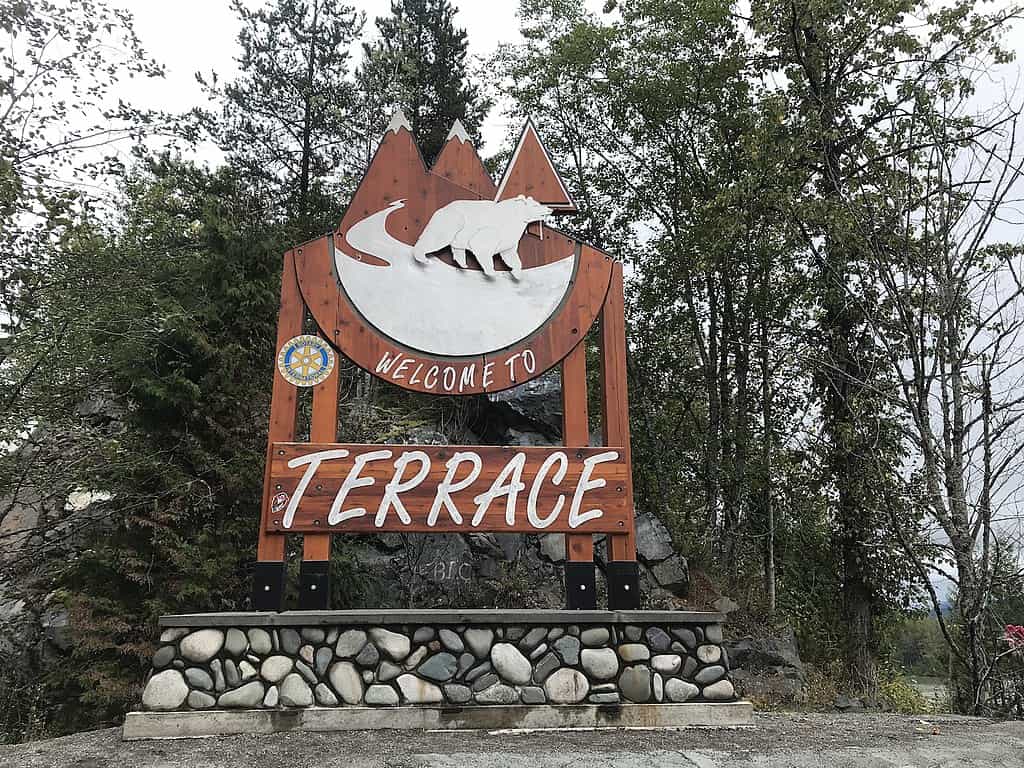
[282,449,350,528]
[472,452,527,526]
[328,449,392,525]
[459,364,476,392]
[375,352,400,375]
[569,451,619,528]
[376,450,431,526]
[424,365,440,389]
[428,451,482,526]
[522,349,536,374]
[442,367,457,391]
[482,362,494,388]
[527,451,568,529]
[392,357,412,380]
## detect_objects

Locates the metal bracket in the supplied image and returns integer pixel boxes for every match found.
[252,561,286,611]
[607,560,640,610]
[565,561,597,610]
[298,560,330,610]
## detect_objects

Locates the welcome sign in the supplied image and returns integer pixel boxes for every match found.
[253,110,639,611]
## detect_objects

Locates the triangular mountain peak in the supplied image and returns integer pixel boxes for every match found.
[495,119,577,212]
[430,119,496,198]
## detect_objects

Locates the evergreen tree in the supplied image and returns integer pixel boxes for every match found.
[198,0,364,228]
[362,0,489,163]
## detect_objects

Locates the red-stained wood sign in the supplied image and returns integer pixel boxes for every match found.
[254,111,638,612]
[267,443,631,535]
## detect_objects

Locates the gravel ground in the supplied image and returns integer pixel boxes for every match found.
[1,712,1022,768]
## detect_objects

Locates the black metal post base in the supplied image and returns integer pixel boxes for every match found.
[607,560,641,610]
[298,560,331,610]
[565,561,597,610]
[252,561,285,611]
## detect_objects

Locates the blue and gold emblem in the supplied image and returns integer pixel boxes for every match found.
[277,334,336,387]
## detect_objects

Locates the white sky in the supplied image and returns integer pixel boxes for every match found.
[115,0,606,164]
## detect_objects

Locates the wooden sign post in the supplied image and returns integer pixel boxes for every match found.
[252,113,638,611]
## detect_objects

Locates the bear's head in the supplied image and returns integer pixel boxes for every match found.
[508,194,552,223]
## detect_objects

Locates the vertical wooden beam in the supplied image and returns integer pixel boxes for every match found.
[601,261,637,562]
[257,250,304,560]
[254,250,304,610]
[562,341,596,608]
[562,342,593,560]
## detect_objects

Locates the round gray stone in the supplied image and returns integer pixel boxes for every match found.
[299,644,315,665]
[618,643,650,662]
[697,644,722,664]
[438,629,464,653]
[665,678,699,702]
[418,652,458,682]
[405,646,428,669]
[580,628,609,647]
[529,642,548,661]
[465,661,492,682]
[533,651,560,683]
[301,627,326,644]
[413,627,435,644]
[645,627,671,652]
[336,629,367,658]
[260,655,293,683]
[362,670,373,684]
[702,679,735,701]
[624,625,642,642]
[279,628,301,655]
[225,628,248,657]
[580,648,618,681]
[263,685,279,708]
[295,660,317,684]
[355,642,380,667]
[315,646,333,676]
[396,674,443,703]
[476,682,519,704]
[471,672,498,692]
[457,652,475,676]
[211,659,225,691]
[521,686,546,704]
[142,670,189,711]
[682,656,699,678]
[704,624,723,644]
[547,628,564,641]
[653,672,664,702]
[328,661,363,704]
[365,684,399,706]
[553,635,580,665]
[491,643,532,685]
[239,660,257,680]
[187,690,215,709]
[589,692,620,703]
[671,627,697,649]
[152,646,175,669]
[619,665,652,703]
[218,680,265,708]
[248,628,272,655]
[544,668,589,704]
[224,659,239,687]
[519,627,547,652]
[379,660,402,681]
[160,628,189,643]
[695,665,726,685]
[184,667,213,691]
[369,628,411,661]
[180,630,224,663]
[279,673,313,707]
[444,684,472,703]
[464,628,494,658]
[315,682,339,706]
[652,654,682,675]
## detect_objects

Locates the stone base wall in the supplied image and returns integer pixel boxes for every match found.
[140,612,737,712]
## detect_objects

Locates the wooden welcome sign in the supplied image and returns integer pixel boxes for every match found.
[253,112,638,611]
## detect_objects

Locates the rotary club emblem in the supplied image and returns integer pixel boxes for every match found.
[277,334,335,387]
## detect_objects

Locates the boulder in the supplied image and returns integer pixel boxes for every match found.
[634,514,675,562]
[142,670,188,711]
[491,643,532,685]
[544,668,589,704]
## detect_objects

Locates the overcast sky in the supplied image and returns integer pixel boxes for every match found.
[115,0,607,162]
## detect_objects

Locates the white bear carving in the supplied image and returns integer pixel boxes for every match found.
[412,195,552,279]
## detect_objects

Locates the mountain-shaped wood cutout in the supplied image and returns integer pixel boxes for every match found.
[430,119,497,198]
[495,119,577,212]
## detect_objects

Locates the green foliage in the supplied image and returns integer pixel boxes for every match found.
[361,0,490,163]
